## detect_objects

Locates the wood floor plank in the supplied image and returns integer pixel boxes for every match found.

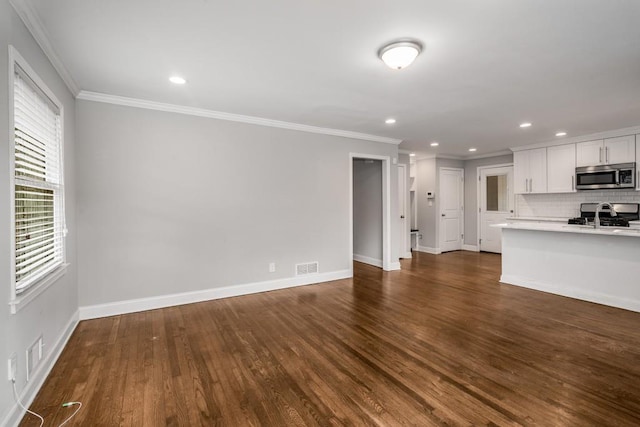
[19,251,640,426]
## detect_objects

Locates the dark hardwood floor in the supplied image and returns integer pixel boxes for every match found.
[21,251,640,426]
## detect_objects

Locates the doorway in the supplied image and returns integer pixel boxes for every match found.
[349,153,393,273]
[397,164,411,259]
[439,168,464,252]
[478,165,514,253]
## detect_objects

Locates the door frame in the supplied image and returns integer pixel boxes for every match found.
[476,163,514,251]
[397,164,412,259]
[438,167,464,253]
[349,153,393,274]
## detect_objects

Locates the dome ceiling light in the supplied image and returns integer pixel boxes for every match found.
[378,40,423,70]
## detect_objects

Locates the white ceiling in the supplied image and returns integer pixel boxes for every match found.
[27,0,640,157]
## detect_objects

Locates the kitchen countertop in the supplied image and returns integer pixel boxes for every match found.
[506,216,569,222]
[494,221,640,237]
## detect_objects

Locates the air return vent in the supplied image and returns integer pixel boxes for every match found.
[296,262,319,276]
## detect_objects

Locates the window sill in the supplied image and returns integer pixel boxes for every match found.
[9,263,70,315]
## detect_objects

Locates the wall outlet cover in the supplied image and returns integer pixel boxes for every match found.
[8,353,17,381]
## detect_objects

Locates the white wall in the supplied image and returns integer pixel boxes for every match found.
[0,2,78,425]
[353,159,382,266]
[76,100,400,312]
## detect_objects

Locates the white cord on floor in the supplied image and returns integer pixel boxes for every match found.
[11,380,44,427]
[12,379,83,427]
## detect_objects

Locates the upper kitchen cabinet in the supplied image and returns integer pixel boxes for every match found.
[547,144,576,193]
[576,135,635,167]
[514,148,547,194]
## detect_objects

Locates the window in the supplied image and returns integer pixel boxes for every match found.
[11,47,66,297]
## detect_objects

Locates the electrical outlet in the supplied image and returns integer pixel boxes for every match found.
[268,262,276,273]
[8,353,17,381]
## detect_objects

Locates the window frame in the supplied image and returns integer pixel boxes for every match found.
[8,45,68,314]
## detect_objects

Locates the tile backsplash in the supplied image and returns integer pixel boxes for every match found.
[516,191,640,218]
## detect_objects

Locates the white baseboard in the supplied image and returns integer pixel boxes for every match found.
[353,254,383,268]
[462,244,479,252]
[400,251,413,259]
[500,274,640,313]
[3,310,79,427]
[389,261,402,271]
[79,269,352,320]
[415,245,442,255]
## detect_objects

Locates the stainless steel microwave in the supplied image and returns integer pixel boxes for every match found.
[575,162,636,190]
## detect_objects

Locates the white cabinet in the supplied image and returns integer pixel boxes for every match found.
[514,148,547,194]
[547,144,576,193]
[576,135,635,167]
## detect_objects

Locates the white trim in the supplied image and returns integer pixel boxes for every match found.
[8,0,79,96]
[510,125,640,152]
[462,244,479,252]
[9,264,69,314]
[2,310,79,427]
[400,251,413,259]
[398,163,411,259]
[465,150,513,160]
[415,245,441,255]
[349,153,394,271]
[389,261,401,270]
[353,254,383,268]
[80,269,352,320]
[77,91,402,145]
[500,275,640,313]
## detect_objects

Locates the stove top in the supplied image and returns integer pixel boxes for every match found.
[568,217,630,227]
[568,202,639,227]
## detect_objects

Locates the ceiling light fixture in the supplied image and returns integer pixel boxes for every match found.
[169,76,186,85]
[385,118,396,124]
[556,131,567,137]
[410,153,416,157]
[378,40,423,70]
[519,122,532,128]
[469,148,477,152]
[430,142,439,147]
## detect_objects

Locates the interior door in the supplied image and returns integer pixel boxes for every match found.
[479,166,514,253]
[397,165,410,258]
[439,168,464,252]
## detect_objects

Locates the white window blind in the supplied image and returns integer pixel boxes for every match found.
[13,65,65,294]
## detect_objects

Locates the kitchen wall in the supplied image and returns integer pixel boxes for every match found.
[76,100,400,313]
[353,159,383,266]
[517,191,640,218]
[0,2,78,425]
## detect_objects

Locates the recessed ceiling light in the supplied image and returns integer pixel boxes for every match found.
[385,118,396,124]
[409,153,416,157]
[169,76,186,85]
[430,142,439,147]
[378,40,423,70]
[556,132,567,137]
[519,122,532,128]
[469,148,477,152]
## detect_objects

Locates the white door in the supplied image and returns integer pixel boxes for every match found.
[479,166,514,253]
[439,168,464,252]
[397,165,410,259]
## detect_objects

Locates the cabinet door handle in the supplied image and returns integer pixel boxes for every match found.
[599,147,602,163]
[606,147,609,164]
[571,175,575,191]
[530,178,533,193]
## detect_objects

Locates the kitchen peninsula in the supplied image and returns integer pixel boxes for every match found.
[497,221,640,312]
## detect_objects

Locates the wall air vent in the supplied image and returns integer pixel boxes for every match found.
[296,262,319,276]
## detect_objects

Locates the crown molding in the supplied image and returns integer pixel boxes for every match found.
[77,91,403,145]
[511,125,640,152]
[465,149,513,160]
[9,0,79,96]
